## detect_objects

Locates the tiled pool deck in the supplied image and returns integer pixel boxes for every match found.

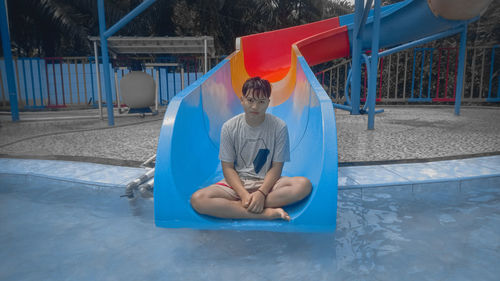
[1,155,499,191]
[1,105,499,197]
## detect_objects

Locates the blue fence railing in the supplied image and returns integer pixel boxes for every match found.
[0,56,205,109]
[315,45,500,103]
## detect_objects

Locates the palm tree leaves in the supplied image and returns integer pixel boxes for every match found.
[7,0,128,56]
[7,0,355,56]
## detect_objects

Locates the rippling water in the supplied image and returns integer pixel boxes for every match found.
[1,175,499,280]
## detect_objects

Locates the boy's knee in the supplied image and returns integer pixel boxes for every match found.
[295,177,312,198]
[190,190,206,212]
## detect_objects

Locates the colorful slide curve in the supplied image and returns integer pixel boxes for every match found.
[154,0,485,232]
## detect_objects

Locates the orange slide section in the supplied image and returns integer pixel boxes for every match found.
[230,17,350,106]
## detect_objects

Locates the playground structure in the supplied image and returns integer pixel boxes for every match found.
[0,35,217,119]
[316,45,500,104]
[152,0,493,232]
[1,3,499,114]
[0,0,496,232]
[1,44,499,111]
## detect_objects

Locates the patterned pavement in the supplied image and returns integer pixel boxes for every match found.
[0,105,499,166]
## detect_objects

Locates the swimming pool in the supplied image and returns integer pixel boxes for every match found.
[1,160,499,280]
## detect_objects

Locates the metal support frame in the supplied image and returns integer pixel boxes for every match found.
[341,1,473,128]
[378,26,464,59]
[350,0,364,115]
[356,0,374,40]
[1,0,19,121]
[454,25,467,115]
[97,0,157,126]
[93,41,104,120]
[339,0,383,127]
[37,58,44,107]
[409,48,434,102]
[367,0,381,130]
[154,69,159,112]
[144,62,182,104]
[487,45,499,102]
[113,69,121,112]
[427,49,434,100]
[368,20,470,113]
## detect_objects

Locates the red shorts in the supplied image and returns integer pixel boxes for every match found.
[213,177,288,200]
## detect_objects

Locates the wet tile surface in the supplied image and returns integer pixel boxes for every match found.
[339,165,410,187]
[1,157,500,280]
[459,156,500,172]
[3,157,499,190]
[0,158,146,187]
[338,169,358,187]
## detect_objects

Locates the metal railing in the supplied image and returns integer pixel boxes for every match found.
[315,45,500,104]
[0,55,219,110]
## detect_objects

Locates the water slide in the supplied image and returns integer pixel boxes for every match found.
[154,0,489,232]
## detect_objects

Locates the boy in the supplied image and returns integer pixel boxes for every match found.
[190,77,311,221]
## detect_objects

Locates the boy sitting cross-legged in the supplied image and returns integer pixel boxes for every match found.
[190,77,312,221]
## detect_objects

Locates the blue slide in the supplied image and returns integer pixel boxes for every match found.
[154,0,482,232]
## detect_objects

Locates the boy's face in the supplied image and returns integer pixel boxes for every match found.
[240,89,270,119]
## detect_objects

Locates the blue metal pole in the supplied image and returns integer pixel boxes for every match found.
[88,56,96,106]
[344,67,352,104]
[97,0,157,126]
[367,0,381,130]
[378,26,464,58]
[0,0,19,121]
[454,25,467,115]
[332,103,353,111]
[37,58,44,107]
[103,0,157,38]
[97,0,115,126]
[29,58,37,106]
[361,54,371,111]
[158,67,163,105]
[165,67,170,101]
[427,49,434,99]
[172,67,177,95]
[351,0,364,115]
[356,0,374,39]
[411,49,417,99]
[20,58,29,106]
[419,50,425,99]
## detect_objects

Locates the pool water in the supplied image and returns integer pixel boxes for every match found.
[0,174,499,280]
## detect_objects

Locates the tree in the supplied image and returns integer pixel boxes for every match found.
[324,0,354,18]
[3,0,152,56]
[170,0,336,54]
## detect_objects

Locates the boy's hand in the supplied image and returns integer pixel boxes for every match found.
[241,192,252,209]
[246,192,266,214]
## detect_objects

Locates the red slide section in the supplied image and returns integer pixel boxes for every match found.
[295,26,350,66]
[240,17,349,82]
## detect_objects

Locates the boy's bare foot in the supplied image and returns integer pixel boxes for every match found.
[264,208,290,221]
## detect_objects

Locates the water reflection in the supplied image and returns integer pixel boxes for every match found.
[2,176,499,280]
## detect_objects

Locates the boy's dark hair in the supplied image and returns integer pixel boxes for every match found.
[242,77,271,99]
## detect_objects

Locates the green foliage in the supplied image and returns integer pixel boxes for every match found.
[4,0,498,58]
[5,0,124,56]
[4,0,355,56]
[169,0,354,54]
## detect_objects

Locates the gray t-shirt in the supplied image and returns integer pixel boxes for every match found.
[219,113,290,179]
